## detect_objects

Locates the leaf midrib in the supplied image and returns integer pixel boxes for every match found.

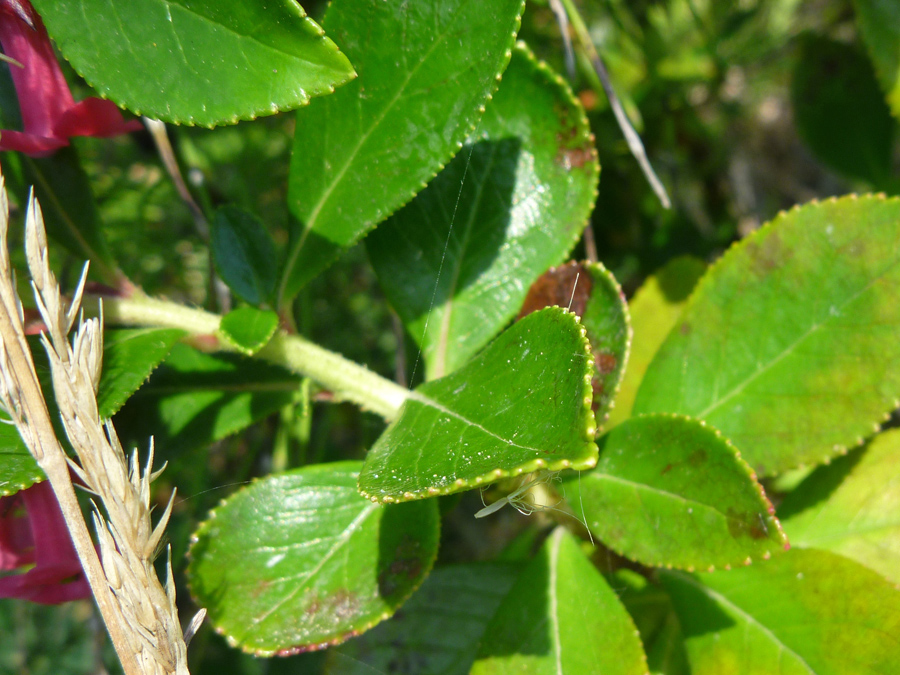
[280,0,476,302]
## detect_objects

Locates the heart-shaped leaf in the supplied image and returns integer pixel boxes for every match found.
[563,414,786,570]
[367,45,599,379]
[633,195,900,476]
[211,206,278,306]
[188,461,440,655]
[32,0,356,126]
[471,527,648,675]
[329,562,519,675]
[780,428,900,584]
[608,256,705,429]
[661,549,900,674]
[358,308,597,503]
[281,0,526,300]
[218,307,279,356]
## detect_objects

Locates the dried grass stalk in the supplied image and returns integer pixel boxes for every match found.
[0,171,193,675]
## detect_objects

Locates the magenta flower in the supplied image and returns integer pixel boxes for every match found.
[0,0,141,157]
[0,481,92,604]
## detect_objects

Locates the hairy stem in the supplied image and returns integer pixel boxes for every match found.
[87,292,410,420]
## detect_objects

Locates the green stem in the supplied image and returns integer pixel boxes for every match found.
[85,292,410,420]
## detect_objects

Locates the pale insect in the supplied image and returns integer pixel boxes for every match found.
[474,470,562,519]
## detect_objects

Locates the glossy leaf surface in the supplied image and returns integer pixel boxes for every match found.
[564,414,786,569]
[367,46,599,379]
[780,428,900,583]
[31,0,356,126]
[329,562,519,675]
[116,343,300,456]
[218,307,279,356]
[211,206,278,306]
[282,0,526,299]
[472,527,647,675]
[609,256,705,428]
[634,196,900,476]
[661,549,900,674]
[358,308,597,503]
[188,461,440,655]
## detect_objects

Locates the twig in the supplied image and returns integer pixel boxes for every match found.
[558,0,672,209]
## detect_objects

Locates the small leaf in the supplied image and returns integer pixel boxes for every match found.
[211,206,278,306]
[519,261,631,430]
[329,562,519,675]
[367,45,599,379]
[471,527,648,675]
[0,422,43,497]
[608,256,705,429]
[853,0,900,120]
[188,461,440,655]
[792,34,894,185]
[31,0,356,126]
[97,328,185,417]
[661,549,900,674]
[633,195,900,476]
[358,308,597,503]
[115,343,300,455]
[563,414,786,570]
[281,0,526,299]
[780,428,900,584]
[218,307,279,356]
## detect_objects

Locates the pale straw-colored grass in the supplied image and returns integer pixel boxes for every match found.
[0,170,198,675]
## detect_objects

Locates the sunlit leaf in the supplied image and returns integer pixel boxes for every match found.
[634,196,900,476]
[358,308,597,503]
[188,461,440,655]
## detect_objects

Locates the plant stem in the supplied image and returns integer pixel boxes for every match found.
[87,292,410,420]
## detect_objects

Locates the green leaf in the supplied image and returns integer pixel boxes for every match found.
[367,45,599,379]
[329,562,519,675]
[115,343,300,455]
[358,308,597,503]
[0,422,43,497]
[281,0,526,300]
[31,0,356,127]
[633,196,900,476]
[4,148,120,283]
[97,328,185,417]
[188,461,440,656]
[608,256,705,429]
[211,206,278,306]
[853,0,900,120]
[563,414,786,570]
[471,527,648,675]
[611,569,689,675]
[791,34,894,185]
[661,549,900,674]
[218,307,279,356]
[779,428,900,584]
